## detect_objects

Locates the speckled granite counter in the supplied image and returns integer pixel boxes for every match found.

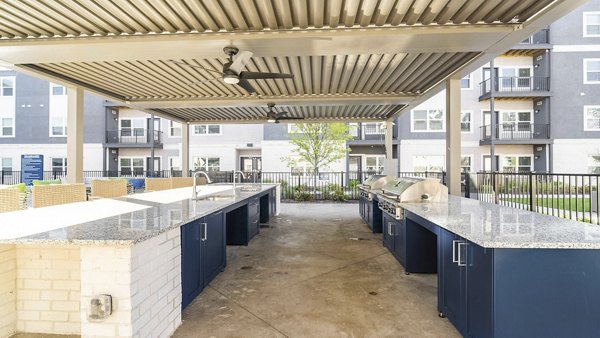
[400,195,600,249]
[0,184,277,246]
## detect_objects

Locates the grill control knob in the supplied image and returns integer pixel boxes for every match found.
[421,194,430,200]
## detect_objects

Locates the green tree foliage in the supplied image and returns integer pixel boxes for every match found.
[282,123,353,182]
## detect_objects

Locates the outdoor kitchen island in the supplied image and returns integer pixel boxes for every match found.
[0,184,278,338]
[393,195,600,338]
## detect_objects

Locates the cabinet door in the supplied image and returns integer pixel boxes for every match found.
[466,241,493,338]
[393,218,406,265]
[439,228,467,335]
[202,212,226,286]
[366,199,372,227]
[181,221,203,309]
[382,214,395,253]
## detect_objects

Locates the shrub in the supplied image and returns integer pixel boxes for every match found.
[295,191,313,201]
[348,179,360,189]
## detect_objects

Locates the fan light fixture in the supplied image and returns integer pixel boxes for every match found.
[223,74,239,84]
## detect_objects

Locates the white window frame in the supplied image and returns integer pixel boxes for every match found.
[363,122,385,135]
[461,155,473,173]
[412,155,445,172]
[168,156,181,171]
[584,106,600,131]
[501,155,533,173]
[168,120,182,138]
[410,109,445,133]
[50,157,67,174]
[50,83,66,96]
[118,157,145,176]
[193,124,221,135]
[1,157,12,173]
[499,67,533,90]
[460,74,472,90]
[583,12,600,37]
[119,118,146,138]
[0,76,15,97]
[0,117,14,137]
[461,111,472,133]
[588,155,600,174]
[192,156,220,172]
[49,116,67,137]
[584,59,600,84]
[364,155,385,173]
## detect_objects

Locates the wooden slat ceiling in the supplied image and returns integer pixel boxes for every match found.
[151,104,406,122]
[29,52,478,100]
[0,0,554,39]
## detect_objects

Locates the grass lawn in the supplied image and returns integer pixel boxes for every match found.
[501,197,592,212]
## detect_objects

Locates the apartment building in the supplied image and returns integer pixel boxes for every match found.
[399,0,600,174]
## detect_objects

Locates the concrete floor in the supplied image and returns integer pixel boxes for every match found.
[173,203,460,338]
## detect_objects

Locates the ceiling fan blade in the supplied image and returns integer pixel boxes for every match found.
[229,51,253,74]
[237,78,257,94]
[188,78,221,86]
[168,60,223,74]
[279,116,304,120]
[240,71,294,80]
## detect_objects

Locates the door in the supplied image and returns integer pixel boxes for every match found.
[482,67,499,92]
[439,228,467,335]
[466,241,494,338]
[482,111,499,139]
[483,155,500,172]
[181,221,203,309]
[146,157,160,176]
[349,156,361,181]
[240,157,262,171]
[202,212,225,286]
[393,219,406,265]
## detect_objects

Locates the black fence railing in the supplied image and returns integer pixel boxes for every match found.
[479,76,550,96]
[467,172,600,225]
[480,123,550,141]
[105,129,163,145]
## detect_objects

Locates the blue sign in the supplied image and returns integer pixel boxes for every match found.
[21,154,44,185]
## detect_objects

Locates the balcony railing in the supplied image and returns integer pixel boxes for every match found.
[480,123,549,141]
[518,29,549,45]
[479,76,550,96]
[349,123,385,140]
[105,129,163,145]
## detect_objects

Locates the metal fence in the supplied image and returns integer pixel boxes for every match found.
[468,172,600,225]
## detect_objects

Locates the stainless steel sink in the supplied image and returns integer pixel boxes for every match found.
[239,185,261,192]
[199,195,234,201]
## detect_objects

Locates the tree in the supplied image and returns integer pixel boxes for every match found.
[282,123,353,188]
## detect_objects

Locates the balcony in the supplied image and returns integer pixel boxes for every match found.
[105,129,163,148]
[349,123,388,143]
[480,123,550,144]
[479,76,551,101]
[506,29,551,56]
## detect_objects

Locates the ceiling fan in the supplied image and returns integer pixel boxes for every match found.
[169,46,294,94]
[266,103,304,124]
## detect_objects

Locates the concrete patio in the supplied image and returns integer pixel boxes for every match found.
[173,203,459,337]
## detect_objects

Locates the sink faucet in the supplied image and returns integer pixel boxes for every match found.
[233,170,246,190]
[192,171,212,200]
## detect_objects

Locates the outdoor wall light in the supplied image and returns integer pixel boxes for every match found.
[87,294,112,321]
[535,156,540,160]
[534,64,539,68]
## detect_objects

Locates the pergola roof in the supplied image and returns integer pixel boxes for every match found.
[0,0,586,123]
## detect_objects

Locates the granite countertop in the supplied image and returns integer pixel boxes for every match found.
[401,195,600,250]
[0,184,276,247]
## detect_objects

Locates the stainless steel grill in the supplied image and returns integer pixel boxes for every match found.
[377,177,448,220]
[358,175,397,200]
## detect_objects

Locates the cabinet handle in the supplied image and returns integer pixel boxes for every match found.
[388,222,393,236]
[457,242,466,267]
[452,240,459,263]
[201,222,207,241]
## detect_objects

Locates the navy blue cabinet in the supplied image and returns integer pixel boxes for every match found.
[438,228,467,335]
[181,211,226,310]
[382,213,395,254]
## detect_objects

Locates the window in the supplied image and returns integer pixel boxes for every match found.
[365,156,385,172]
[1,157,12,172]
[500,111,532,135]
[411,109,444,132]
[584,59,600,84]
[461,156,472,173]
[584,106,600,131]
[120,157,144,176]
[501,67,531,89]
[588,156,600,174]
[50,116,67,136]
[1,117,13,137]
[363,123,385,135]
[413,155,445,172]
[50,83,66,96]
[290,161,314,176]
[0,77,14,96]
[169,121,181,137]
[193,157,220,172]
[120,119,145,137]
[502,156,532,173]
[461,74,471,89]
[348,123,359,137]
[194,124,221,135]
[51,157,67,175]
[461,111,472,132]
[584,12,600,37]
[168,157,181,171]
